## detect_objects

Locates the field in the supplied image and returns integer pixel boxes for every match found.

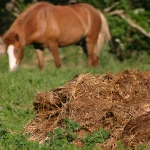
[0,45,150,150]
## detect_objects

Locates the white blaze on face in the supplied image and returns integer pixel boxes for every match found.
[7,45,18,71]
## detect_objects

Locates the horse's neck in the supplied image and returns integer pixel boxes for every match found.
[12,21,26,47]
[18,29,25,47]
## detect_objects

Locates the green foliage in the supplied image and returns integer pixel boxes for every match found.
[65,117,81,131]
[117,140,148,150]
[65,117,81,142]
[0,119,44,150]
[45,119,78,149]
[46,118,109,149]
[105,1,150,59]
[115,0,130,11]
[117,141,132,150]
[128,10,150,32]
[47,128,70,149]
[136,145,147,150]
[17,0,28,12]
[82,126,109,145]
[46,118,81,149]
[79,0,103,9]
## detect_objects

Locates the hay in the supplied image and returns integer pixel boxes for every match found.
[122,112,150,149]
[24,69,150,149]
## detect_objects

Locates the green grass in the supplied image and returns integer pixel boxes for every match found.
[0,45,150,149]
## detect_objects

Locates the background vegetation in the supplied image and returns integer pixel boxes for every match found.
[0,0,150,149]
[0,0,150,59]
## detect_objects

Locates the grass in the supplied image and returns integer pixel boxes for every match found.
[0,45,150,149]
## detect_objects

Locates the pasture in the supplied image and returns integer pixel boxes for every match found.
[0,45,150,150]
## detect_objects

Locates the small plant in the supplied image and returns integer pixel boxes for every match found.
[47,127,69,149]
[136,145,147,150]
[65,117,81,131]
[46,118,82,149]
[65,117,81,142]
[117,141,127,150]
[47,118,109,149]
[116,140,147,150]
[81,126,110,146]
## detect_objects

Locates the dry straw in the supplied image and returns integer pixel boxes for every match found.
[24,69,150,149]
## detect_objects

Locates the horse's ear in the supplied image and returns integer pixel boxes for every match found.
[14,33,19,41]
[9,32,19,41]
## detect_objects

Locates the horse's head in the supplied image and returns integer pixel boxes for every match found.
[3,32,24,71]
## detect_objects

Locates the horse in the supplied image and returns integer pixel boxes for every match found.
[3,2,111,71]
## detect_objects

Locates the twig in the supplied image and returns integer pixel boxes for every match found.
[107,10,150,38]
[103,2,120,13]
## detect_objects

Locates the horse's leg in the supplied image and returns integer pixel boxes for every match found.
[86,42,98,67]
[93,53,99,66]
[82,40,99,66]
[81,39,88,55]
[47,41,61,68]
[36,49,44,69]
[93,44,99,66]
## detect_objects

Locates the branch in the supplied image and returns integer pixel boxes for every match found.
[107,10,124,16]
[103,2,120,13]
[106,10,150,38]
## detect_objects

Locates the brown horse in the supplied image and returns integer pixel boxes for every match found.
[3,2,111,71]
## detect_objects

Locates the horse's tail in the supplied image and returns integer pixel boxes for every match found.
[94,11,111,56]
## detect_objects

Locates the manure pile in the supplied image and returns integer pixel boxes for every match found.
[24,70,150,149]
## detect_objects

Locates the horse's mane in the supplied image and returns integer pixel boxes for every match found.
[3,2,50,46]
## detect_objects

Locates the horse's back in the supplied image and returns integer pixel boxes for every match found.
[48,3,101,45]
[4,2,101,47]
[76,4,101,36]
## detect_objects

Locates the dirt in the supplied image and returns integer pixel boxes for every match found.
[24,69,150,149]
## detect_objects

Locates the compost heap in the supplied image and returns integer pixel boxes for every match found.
[24,69,150,149]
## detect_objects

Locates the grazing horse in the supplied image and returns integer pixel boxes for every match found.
[3,2,111,71]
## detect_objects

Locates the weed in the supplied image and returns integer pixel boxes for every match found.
[65,117,81,142]
[117,140,148,150]
[82,126,110,146]
[46,118,109,150]
[46,118,82,149]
